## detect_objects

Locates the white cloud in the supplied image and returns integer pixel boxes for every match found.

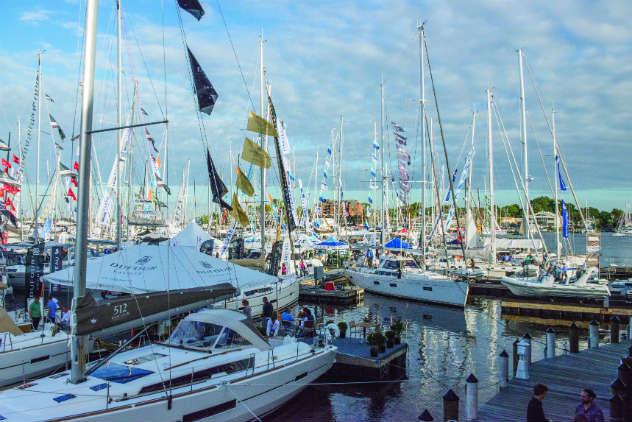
[20,9,55,23]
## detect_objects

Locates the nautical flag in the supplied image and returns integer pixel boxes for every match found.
[556,155,567,191]
[235,165,254,197]
[370,170,376,177]
[187,46,218,115]
[206,148,231,211]
[177,0,205,20]
[59,162,70,172]
[364,220,369,230]
[67,188,77,201]
[277,120,290,155]
[391,122,405,132]
[1,159,10,168]
[145,127,159,153]
[373,141,380,150]
[368,196,373,204]
[397,150,411,165]
[71,177,78,188]
[562,200,569,238]
[49,114,66,140]
[241,137,271,168]
[140,107,149,116]
[314,219,320,228]
[230,193,249,226]
[44,93,54,103]
[74,161,79,171]
[246,111,278,138]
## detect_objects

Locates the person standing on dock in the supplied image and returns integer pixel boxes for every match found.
[527,384,550,422]
[574,389,604,422]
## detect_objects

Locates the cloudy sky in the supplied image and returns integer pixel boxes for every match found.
[2,0,631,215]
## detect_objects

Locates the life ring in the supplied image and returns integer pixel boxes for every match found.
[325,323,340,341]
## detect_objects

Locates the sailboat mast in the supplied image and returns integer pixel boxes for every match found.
[553,109,560,258]
[338,115,343,234]
[115,0,122,249]
[467,111,476,212]
[259,34,266,251]
[518,48,530,237]
[35,52,42,241]
[71,0,98,384]
[380,76,385,250]
[18,120,23,242]
[418,21,427,254]
[487,88,496,263]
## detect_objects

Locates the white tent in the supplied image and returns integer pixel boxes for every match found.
[42,243,277,294]
[168,222,210,248]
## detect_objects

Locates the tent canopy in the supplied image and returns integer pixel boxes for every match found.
[42,243,277,294]
[385,238,412,249]
[315,237,348,250]
[168,222,212,248]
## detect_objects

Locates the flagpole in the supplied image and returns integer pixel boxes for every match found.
[259,32,266,253]
[380,75,385,253]
[18,120,23,242]
[115,0,122,249]
[518,48,530,240]
[34,52,43,242]
[487,88,496,264]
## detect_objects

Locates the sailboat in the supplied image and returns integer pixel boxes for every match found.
[613,204,632,236]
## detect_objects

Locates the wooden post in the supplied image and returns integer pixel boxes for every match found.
[515,338,530,380]
[418,409,434,421]
[611,316,620,344]
[523,333,532,365]
[442,389,459,422]
[465,373,478,421]
[545,327,555,359]
[589,319,599,349]
[512,338,519,376]
[569,322,579,353]
[499,350,508,388]
[628,315,632,342]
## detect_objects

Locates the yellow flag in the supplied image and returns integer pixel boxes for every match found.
[235,166,254,197]
[157,155,161,169]
[247,111,278,138]
[231,193,250,227]
[147,188,153,201]
[241,137,271,169]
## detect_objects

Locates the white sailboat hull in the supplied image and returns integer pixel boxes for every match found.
[345,269,469,307]
[501,277,610,299]
[220,275,299,317]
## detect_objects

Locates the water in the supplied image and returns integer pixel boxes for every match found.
[539,231,632,266]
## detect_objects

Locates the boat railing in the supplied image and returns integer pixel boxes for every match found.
[1,332,14,352]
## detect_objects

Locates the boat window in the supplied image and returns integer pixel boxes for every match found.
[389,283,397,287]
[423,286,432,291]
[244,287,274,297]
[214,327,250,348]
[404,260,419,269]
[374,281,380,285]
[168,320,224,349]
[383,260,400,270]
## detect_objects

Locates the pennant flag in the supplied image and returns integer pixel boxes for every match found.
[230,193,250,227]
[246,111,278,138]
[1,159,10,169]
[44,93,54,103]
[391,122,405,132]
[11,155,19,165]
[177,0,205,20]
[187,46,218,115]
[67,188,77,201]
[235,165,254,197]
[74,161,79,171]
[157,155,161,169]
[562,200,569,239]
[368,196,373,204]
[49,114,66,140]
[71,177,78,188]
[59,162,70,172]
[241,137,271,168]
[0,141,8,151]
[327,146,332,155]
[140,107,149,116]
[145,127,159,153]
[206,148,231,210]
[556,155,567,192]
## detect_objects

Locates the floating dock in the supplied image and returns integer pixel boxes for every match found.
[299,284,364,305]
[501,300,632,322]
[323,337,407,381]
[478,342,630,421]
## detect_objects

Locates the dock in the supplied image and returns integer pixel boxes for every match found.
[501,300,632,322]
[323,337,408,381]
[299,284,364,305]
[478,342,630,421]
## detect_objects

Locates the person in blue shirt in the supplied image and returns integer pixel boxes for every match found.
[46,297,58,324]
[575,389,604,422]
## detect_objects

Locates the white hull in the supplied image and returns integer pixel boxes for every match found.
[220,275,299,317]
[501,276,610,299]
[0,329,70,387]
[345,269,469,307]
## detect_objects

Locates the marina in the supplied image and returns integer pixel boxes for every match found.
[0,1,630,421]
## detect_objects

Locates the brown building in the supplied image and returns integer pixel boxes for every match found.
[320,199,364,225]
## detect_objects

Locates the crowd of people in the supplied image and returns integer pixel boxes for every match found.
[527,384,604,422]
[28,295,70,331]
[240,296,315,337]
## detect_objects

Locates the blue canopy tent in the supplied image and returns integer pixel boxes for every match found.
[385,238,412,249]
[314,237,349,251]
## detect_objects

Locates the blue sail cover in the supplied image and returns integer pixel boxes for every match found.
[91,363,154,384]
[385,238,412,249]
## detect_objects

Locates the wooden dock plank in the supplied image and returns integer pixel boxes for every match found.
[478,342,629,422]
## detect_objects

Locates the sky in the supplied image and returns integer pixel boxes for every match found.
[1,0,631,216]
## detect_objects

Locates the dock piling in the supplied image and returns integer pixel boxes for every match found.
[611,316,620,344]
[523,333,532,365]
[418,409,434,421]
[569,322,579,353]
[545,327,555,359]
[589,320,599,349]
[515,339,530,380]
[512,339,519,376]
[628,316,632,341]
[498,350,508,388]
[442,389,459,422]
[465,373,478,421]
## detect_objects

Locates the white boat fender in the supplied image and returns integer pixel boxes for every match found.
[325,323,339,342]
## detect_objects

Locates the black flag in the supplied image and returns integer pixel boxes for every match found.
[177,0,205,20]
[187,46,218,115]
[207,149,232,211]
